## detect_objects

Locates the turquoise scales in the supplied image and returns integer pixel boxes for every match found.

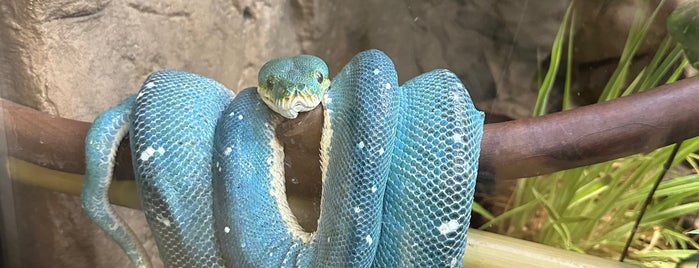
[81,50,484,267]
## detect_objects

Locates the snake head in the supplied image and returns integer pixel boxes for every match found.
[257,55,331,119]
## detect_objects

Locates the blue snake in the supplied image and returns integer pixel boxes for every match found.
[81,50,484,267]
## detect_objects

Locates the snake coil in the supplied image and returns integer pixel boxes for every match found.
[82,50,484,267]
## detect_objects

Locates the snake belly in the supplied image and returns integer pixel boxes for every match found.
[82,49,483,267]
[212,50,484,267]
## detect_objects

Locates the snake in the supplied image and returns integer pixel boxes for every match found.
[81,49,484,267]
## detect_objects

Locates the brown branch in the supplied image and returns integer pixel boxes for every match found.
[480,76,699,179]
[2,98,135,180]
[3,76,699,188]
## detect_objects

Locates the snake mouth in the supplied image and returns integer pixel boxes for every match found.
[259,91,321,119]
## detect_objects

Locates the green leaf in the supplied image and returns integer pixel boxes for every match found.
[533,3,573,116]
[667,0,699,68]
[472,201,495,221]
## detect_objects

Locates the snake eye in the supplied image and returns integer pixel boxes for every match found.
[266,76,274,89]
[314,71,324,84]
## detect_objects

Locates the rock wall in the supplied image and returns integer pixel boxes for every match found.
[0,0,674,267]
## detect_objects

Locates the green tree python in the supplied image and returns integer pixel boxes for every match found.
[81,49,484,267]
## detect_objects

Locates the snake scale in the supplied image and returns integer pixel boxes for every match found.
[81,50,484,267]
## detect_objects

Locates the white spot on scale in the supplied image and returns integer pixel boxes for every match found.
[145,82,156,89]
[224,226,230,233]
[370,186,377,193]
[451,91,465,102]
[137,91,145,98]
[451,257,459,267]
[378,148,384,155]
[373,68,380,75]
[456,83,464,89]
[365,235,373,245]
[438,219,460,235]
[157,215,171,227]
[354,207,361,213]
[224,147,233,156]
[139,146,164,161]
[384,83,392,89]
[357,141,365,149]
[269,252,273,257]
[238,114,243,120]
[109,223,119,231]
[229,111,235,117]
[451,133,463,143]
[140,147,155,161]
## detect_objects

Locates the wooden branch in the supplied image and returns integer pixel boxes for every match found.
[3,76,699,194]
[481,76,699,179]
[2,98,135,180]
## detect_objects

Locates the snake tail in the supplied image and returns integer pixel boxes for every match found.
[81,95,151,268]
[82,70,236,267]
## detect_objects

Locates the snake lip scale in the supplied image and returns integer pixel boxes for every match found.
[81,49,484,267]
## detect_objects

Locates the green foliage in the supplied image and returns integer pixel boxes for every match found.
[667,0,699,69]
[598,0,670,101]
[532,4,574,116]
[479,0,699,266]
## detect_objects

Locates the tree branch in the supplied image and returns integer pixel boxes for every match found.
[3,76,699,197]
[480,76,699,179]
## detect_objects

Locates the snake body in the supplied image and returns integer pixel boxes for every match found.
[81,50,484,267]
